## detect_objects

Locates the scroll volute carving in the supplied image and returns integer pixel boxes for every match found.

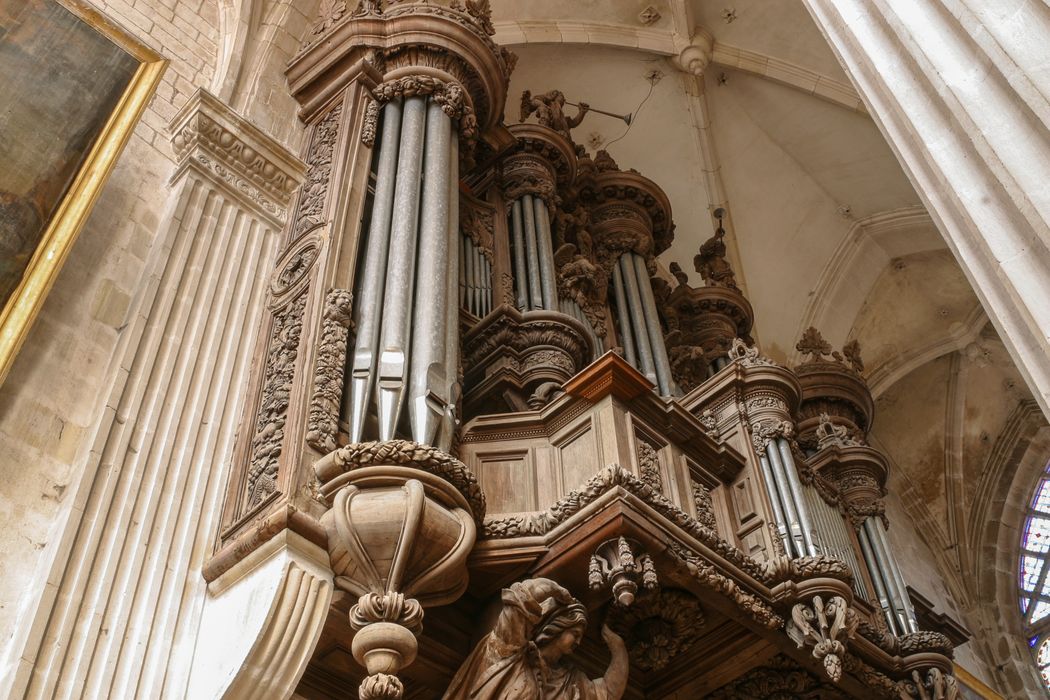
[660,261,755,392]
[794,327,874,452]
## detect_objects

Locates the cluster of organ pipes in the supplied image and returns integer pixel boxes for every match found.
[342,96,460,450]
[509,193,558,312]
[460,236,493,318]
[611,251,676,396]
[859,516,920,634]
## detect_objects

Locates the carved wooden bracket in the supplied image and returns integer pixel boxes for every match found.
[787,594,858,682]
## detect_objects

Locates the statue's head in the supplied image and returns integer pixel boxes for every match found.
[534,598,588,660]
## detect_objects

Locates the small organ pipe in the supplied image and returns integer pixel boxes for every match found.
[376,95,427,440]
[619,254,657,385]
[611,263,638,368]
[472,242,483,314]
[631,252,673,395]
[776,438,818,556]
[510,200,527,310]
[481,255,492,316]
[408,99,452,446]
[533,197,558,309]
[522,194,543,309]
[346,99,403,443]
[458,233,467,308]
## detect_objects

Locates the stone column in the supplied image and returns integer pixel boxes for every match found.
[2,89,305,700]
[802,0,1050,419]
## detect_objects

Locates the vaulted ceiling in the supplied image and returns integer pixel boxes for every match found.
[490,0,1047,671]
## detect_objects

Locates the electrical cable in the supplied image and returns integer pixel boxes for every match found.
[604,79,656,148]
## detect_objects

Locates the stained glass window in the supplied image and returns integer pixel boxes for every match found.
[1020,461,1050,692]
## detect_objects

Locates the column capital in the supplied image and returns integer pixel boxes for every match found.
[169,89,307,225]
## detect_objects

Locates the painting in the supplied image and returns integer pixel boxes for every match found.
[0,0,165,385]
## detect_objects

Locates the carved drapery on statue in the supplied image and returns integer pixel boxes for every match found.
[443,578,628,700]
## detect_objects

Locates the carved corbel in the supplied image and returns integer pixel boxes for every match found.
[314,440,484,698]
[588,536,658,606]
[788,594,858,682]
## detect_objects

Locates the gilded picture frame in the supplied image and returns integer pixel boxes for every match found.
[0,0,166,386]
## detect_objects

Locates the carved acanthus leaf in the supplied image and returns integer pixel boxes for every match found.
[728,337,775,367]
[588,536,658,607]
[788,595,858,682]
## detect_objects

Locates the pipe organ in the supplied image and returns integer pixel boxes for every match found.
[203,2,968,697]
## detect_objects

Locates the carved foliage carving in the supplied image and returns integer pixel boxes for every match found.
[607,589,705,672]
[728,337,775,367]
[306,289,353,454]
[245,292,308,508]
[363,75,476,147]
[691,478,718,531]
[636,440,662,493]
[706,654,850,700]
[588,536,658,607]
[294,103,342,239]
[788,594,858,682]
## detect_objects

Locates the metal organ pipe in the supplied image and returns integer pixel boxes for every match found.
[438,130,460,451]
[631,252,674,395]
[619,254,658,385]
[408,99,453,446]
[345,99,404,443]
[758,453,795,557]
[611,263,638,368]
[871,517,919,633]
[765,442,805,557]
[521,194,543,309]
[858,524,901,635]
[533,197,558,309]
[376,95,428,440]
[775,438,819,556]
[510,200,527,311]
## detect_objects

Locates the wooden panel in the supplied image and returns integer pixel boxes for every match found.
[732,475,758,525]
[740,525,766,559]
[557,422,598,495]
[476,452,533,513]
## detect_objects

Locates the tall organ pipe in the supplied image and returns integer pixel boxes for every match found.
[865,519,910,633]
[533,197,558,309]
[758,453,795,557]
[858,525,901,635]
[611,264,638,367]
[871,518,919,632]
[619,254,657,385]
[438,130,460,451]
[345,99,404,443]
[510,200,527,310]
[522,194,543,309]
[765,441,806,556]
[376,95,428,440]
[631,252,674,395]
[776,438,818,556]
[408,99,453,446]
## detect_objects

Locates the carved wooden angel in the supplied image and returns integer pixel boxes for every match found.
[520,89,589,140]
[443,578,628,699]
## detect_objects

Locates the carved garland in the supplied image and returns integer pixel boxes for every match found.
[245,293,308,508]
[305,289,354,453]
[362,75,477,147]
[294,103,342,239]
[483,465,768,581]
[636,440,662,494]
[316,440,486,524]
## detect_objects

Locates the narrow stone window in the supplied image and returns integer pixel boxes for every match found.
[1019,461,1050,690]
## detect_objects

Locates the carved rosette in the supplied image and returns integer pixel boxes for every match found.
[794,327,874,451]
[607,589,706,671]
[588,536,658,606]
[314,440,485,698]
[662,282,755,392]
[461,305,594,418]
